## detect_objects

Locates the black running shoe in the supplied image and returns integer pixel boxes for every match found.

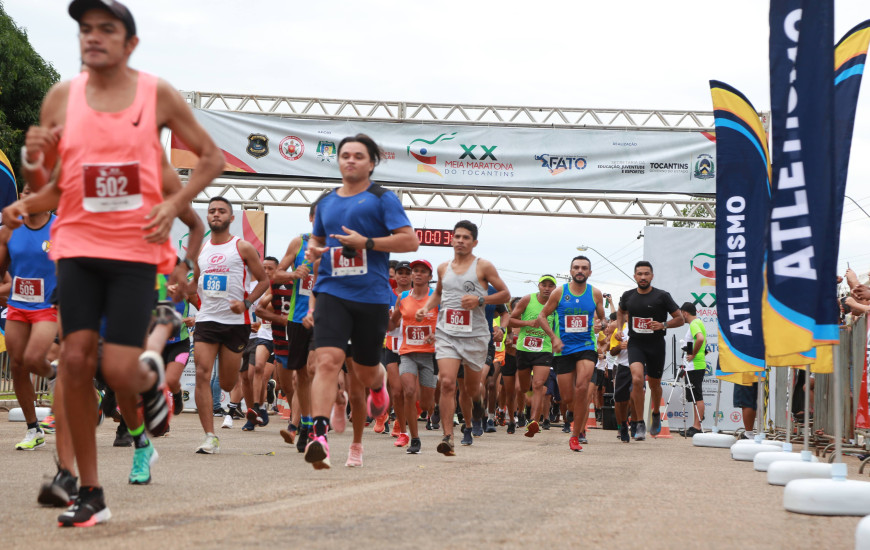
[619,424,630,443]
[57,486,111,527]
[113,426,133,448]
[542,418,551,430]
[506,422,516,434]
[258,407,270,427]
[561,422,571,434]
[471,418,483,437]
[406,438,422,454]
[296,426,311,453]
[630,421,638,438]
[266,379,276,405]
[140,351,170,437]
[425,418,433,431]
[650,413,662,436]
[228,406,245,420]
[517,412,527,428]
[686,426,701,437]
[484,418,497,433]
[172,391,184,417]
[38,465,78,508]
[461,426,473,446]
[431,407,441,426]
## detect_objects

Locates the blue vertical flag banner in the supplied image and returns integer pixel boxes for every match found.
[764,1,836,367]
[0,149,18,213]
[710,81,768,380]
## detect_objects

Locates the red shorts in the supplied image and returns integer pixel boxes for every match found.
[6,305,58,324]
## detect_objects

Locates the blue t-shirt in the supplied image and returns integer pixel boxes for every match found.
[312,184,411,305]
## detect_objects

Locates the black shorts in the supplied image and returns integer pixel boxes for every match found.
[313,292,388,367]
[57,257,156,347]
[162,339,190,366]
[241,338,258,371]
[591,368,607,388]
[194,321,250,354]
[501,353,518,377]
[486,341,495,369]
[627,339,667,379]
[285,322,313,371]
[733,382,758,410]
[553,349,598,375]
[614,364,632,402]
[382,347,400,366]
[516,350,553,371]
[685,369,705,402]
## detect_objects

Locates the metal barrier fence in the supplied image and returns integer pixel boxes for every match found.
[0,351,51,406]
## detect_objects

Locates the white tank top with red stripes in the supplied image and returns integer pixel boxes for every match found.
[196,236,250,325]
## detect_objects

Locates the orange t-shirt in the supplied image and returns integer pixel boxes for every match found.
[397,288,437,355]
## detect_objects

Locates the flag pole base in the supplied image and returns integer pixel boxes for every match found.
[731,440,784,461]
[768,460,834,486]
[754,450,818,472]
[692,432,736,448]
[783,477,870,516]
[856,515,870,549]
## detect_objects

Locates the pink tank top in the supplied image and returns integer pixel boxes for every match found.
[53,71,168,265]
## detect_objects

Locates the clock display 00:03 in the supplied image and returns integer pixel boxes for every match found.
[414,228,453,247]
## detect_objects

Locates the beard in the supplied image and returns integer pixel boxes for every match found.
[572,273,587,284]
[209,219,231,233]
[637,280,651,289]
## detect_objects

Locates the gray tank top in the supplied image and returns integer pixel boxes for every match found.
[437,257,489,338]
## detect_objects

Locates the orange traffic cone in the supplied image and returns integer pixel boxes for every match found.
[586,402,597,429]
[652,398,672,438]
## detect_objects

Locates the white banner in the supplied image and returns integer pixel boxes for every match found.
[643,226,772,432]
[173,110,717,194]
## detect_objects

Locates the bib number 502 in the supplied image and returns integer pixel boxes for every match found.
[95,176,128,198]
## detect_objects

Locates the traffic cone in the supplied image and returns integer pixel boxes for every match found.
[586,402,597,429]
[653,398,672,438]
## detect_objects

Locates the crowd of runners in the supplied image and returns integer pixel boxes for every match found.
[2,0,695,528]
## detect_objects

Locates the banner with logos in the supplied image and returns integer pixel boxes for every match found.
[643,225,754,431]
[710,81,768,380]
[764,1,837,368]
[170,109,717,195]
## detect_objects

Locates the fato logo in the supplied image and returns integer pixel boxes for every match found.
[534,154,587,176]
[316,140,336,163]
[694,154,715,180]
[690,252,717,307]
[208,253,226,265]
[407,133,457,176]
[279,136,304,161]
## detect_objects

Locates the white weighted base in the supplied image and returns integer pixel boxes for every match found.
[732,441,784,461]
[768,460,833,486]
[732,438,783,447]
[857,515,870,550]
[8,407,51,422]
[784,478,870,516]
[754,451,818,472]
[692,432,736,448]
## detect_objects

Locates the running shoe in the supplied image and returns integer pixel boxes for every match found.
[345,442,363,467]
[372,411,388,434]
[266,379,276,405]
[394,433,410,447]
[634,421,647,441]
[524,420,539,438]
[228,406,245,420]
[437,435,455,456]
[40,414,56,434]
[195,433,220,454]
[366,370,390,419]
[154,302,183,332]
[331,391,348,434]
[561,421,571,434]
[244,408,259,430]
[577,432,588,444]
[407,438,422,454]
[390,419,401,438]
[140,351,170,437]
[685,426,701,437]
[258,407,270,427]
[506,422,516,434]
[38,464,78,508]
[517,412,527,428]
[740,430,755,440]
[619,424,630,443]
[650,412,662,436]
[630,421,638,438]
[431,406,441,427]
[542,418,551,431]
[461,426,473,446]
[296,426,311,453]
[304,435,331,470]
[57,486,111,528]
[172,391,184,416]
[485,418,497,433]
[280,423,297,445]
[471,418,483,437]
[241,419,256,431]
[213,407,227,417]
[425,418,433,431]
[129,442,158,485]
[569,436,583,452]
[497,409,506,426]
[113,426,133,447]
[15,427,45,450]
[221,415,234,429]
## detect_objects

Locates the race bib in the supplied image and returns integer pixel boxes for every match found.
[523,336,544,352]
[12,276,44,303]
[405,325,432,346]
[444,308,471,333]
[82,162,142,213]
[330,248,367,276]
[632,316,654,334]
[564,314,590,333]
[299,274,315,296]
[202,274,228,298]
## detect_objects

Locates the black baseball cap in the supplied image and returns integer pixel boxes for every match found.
[395,261,412,272]
[69,0,136,37]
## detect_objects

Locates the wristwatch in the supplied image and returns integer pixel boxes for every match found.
[182,257,195,272]
[478,296,485,307]
[243,299,252,310]
[365,237,375,251]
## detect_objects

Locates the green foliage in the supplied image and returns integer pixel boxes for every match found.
[673,197,715,228]
[0,1,60,184]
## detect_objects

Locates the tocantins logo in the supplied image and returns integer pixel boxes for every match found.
[246,133,269,159]
[694,154,715,180]
[407,133,457,177]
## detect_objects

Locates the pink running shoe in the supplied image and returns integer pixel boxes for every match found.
[330,391,348,434]
[346,442,363,467]
[366,370,390,418]
[304,435,331,470]
[394,433,410,447]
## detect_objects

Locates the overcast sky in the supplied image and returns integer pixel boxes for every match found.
[5,0,869,297]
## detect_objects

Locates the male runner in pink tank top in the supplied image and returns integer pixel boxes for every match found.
[11,0,223,528]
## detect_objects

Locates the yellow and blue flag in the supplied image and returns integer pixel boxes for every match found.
[0,149,18,212]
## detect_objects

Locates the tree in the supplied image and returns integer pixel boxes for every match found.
[0,1,60,186]
[673,196,715,228]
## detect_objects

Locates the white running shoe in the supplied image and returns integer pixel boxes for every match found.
[221,415,233,429]
[195,433,220,454]
[15,427,46,451]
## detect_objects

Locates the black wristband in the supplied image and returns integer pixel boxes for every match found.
[243,299,252,310]
[365,237,375,251]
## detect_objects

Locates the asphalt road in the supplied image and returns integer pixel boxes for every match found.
[0,411,865,549]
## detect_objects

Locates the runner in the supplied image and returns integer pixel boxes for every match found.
[389,259,437,453]
[499,297,522,434]
[384,260,413,440]
[0,184,58,452]
[508,275,558,439]
[302,134,419,469]
[538,256,605,452]
[616,260,684,439]
[188,197,269,453]
[417,220,510,456]
[12,0,223,527]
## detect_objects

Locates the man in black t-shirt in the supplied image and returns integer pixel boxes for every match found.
[616,261,684,440]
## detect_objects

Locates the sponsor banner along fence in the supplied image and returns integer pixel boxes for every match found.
[170,109,717,195]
